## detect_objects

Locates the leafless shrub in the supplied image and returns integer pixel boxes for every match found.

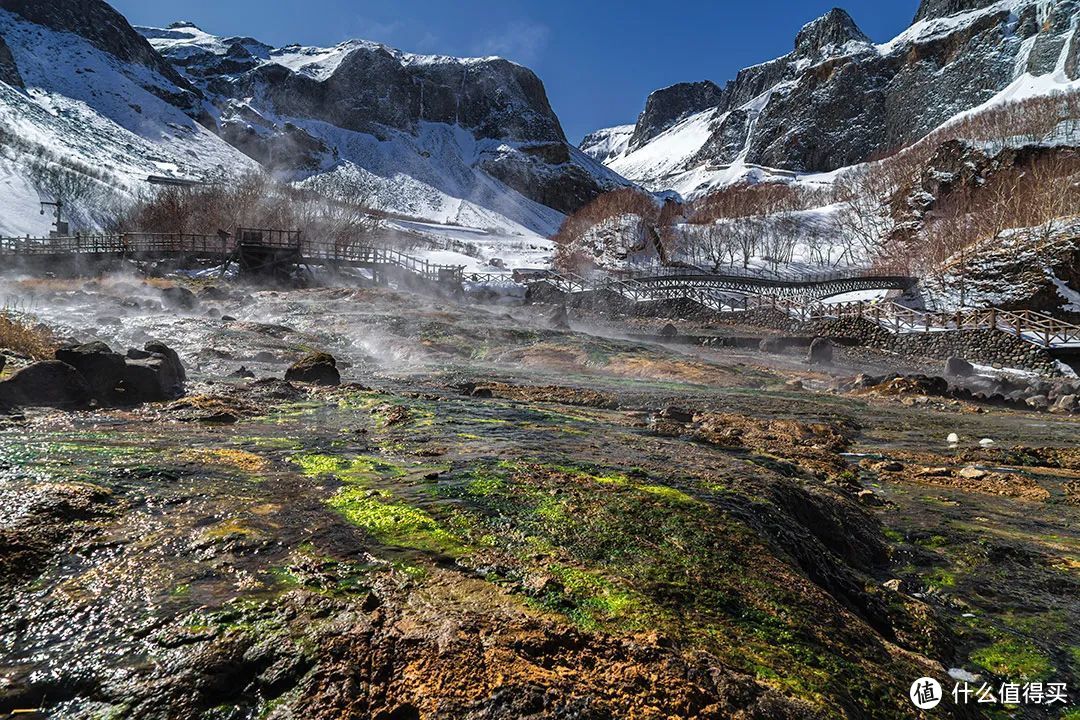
[551,188,662,271]
[117,172,385,248]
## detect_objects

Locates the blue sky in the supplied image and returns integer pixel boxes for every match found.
[111,0,920,143]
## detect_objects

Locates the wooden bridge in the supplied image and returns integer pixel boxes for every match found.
[530,268,1080,351]
[529,266,917,308]
[4,232,1077,351]
[0,231,465,284]
[760,296,1080,350]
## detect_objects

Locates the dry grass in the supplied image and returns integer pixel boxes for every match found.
[0,310,56,361]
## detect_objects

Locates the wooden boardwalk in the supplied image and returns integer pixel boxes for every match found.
[4,232,1077,351]
[531,270,1080,351]
[0,232,464,283]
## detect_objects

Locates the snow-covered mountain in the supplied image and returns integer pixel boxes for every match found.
[585,0,1080,198]
[137,20,631,233]
[0,0,627,238]
[0,1,256,235]
[579,124,634,164]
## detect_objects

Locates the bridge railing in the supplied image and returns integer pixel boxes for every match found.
[753,296,1080,349]
[0,234,126,255]
[122,233,229,255]
[617,263,907,286]
[296,241,464,281]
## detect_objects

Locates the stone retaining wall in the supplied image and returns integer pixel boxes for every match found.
[727,311,1059,374]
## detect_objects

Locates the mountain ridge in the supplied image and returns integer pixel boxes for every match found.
[584,0,1080,198]
[0,0,627,238]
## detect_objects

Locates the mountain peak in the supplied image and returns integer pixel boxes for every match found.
[629,80,724,150]
[167,20,202,31]
[794,8,870,57]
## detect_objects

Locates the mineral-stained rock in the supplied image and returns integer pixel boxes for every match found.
[1052,394,1078,413]
[0,360,93,408]
[285,352,341,386]
[1025,394,1050,410]
[658,405,694,423]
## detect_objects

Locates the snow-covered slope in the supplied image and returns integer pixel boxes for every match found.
[0,0,629,243]
[589,0,1080,199]
[136,21,629,235]
[0,7,258,234]
[579,124,635,163]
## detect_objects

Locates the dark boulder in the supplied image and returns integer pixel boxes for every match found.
[120,355,184,403]
[658,406,694,423]
[144,341,187,382]
[659,323,678,339]
[0,361,93,409]
[807,337,834,365]
[55,341,126,402]
[198,285,229,300]
[285,352,341,386]
[944,356,974,378]
[0,354,6,375]
[161,286,198,310]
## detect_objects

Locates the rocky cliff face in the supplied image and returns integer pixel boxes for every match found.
[142,23,624,218]
[912,0,1000,22]
[580,125,634,163]
[0,0,625,235]
[0,0,192,93]
[0,34,20,88]
[592,1,1080,194]
[627,80,724,150]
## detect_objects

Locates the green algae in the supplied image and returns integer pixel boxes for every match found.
[527,563,645,631]
[328,486,461,555]
[292,452,407,481]
[970,637,1055,680]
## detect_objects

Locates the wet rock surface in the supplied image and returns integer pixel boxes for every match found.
[0,360,93,409]
[285,351,341,386]
[0,278,1076,719]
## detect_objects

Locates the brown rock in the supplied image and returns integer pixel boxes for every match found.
[285,352,341,386]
